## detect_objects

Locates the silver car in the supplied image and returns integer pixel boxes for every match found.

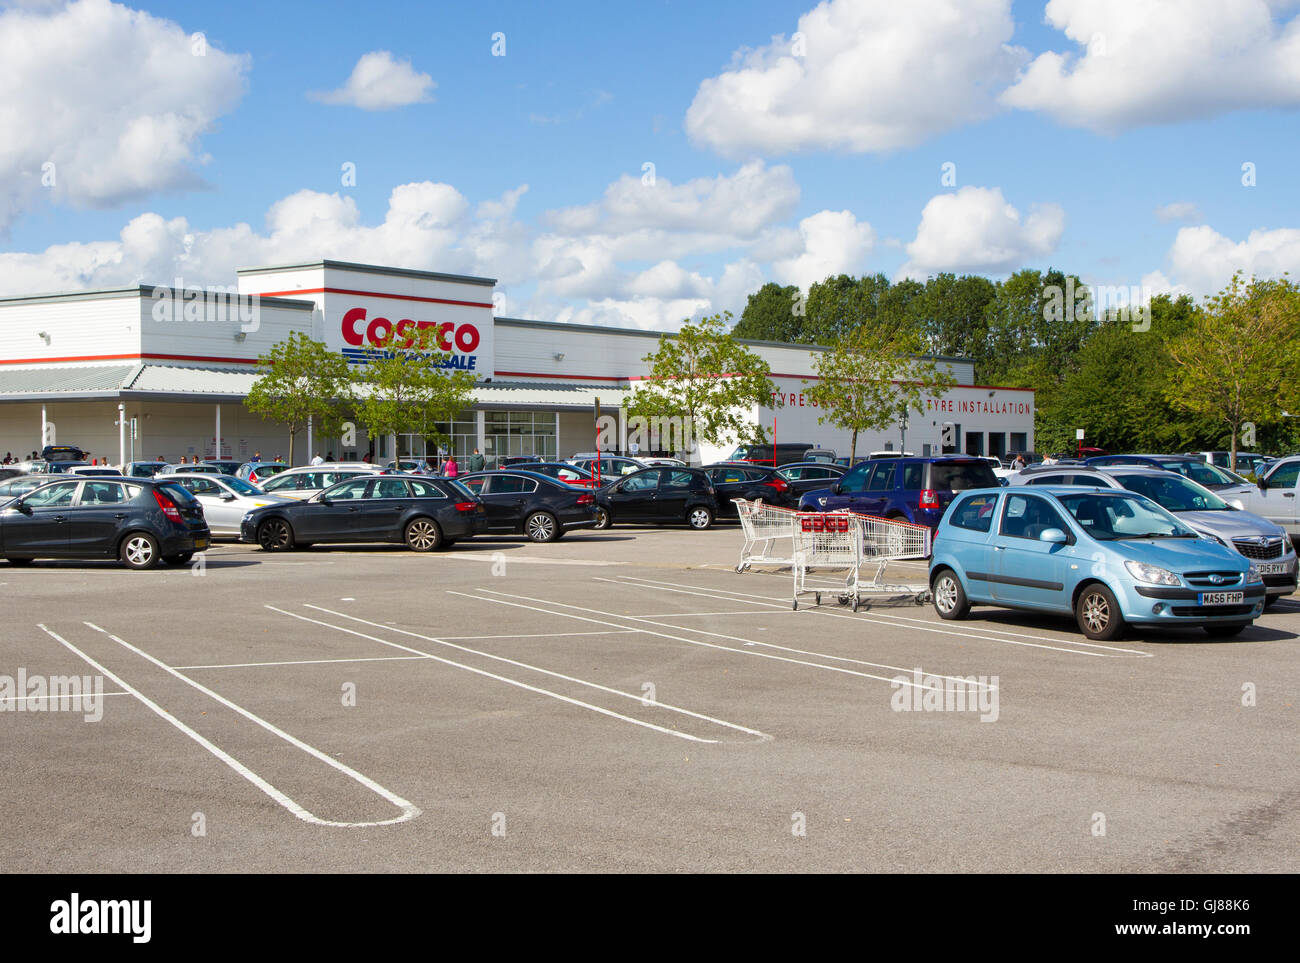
[1011,464,1297,605]
[157,473,297,537]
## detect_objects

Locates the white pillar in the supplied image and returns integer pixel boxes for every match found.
[40,404,47,454]
[215,404,221,462]
[306,415,313,466]
[476,409,486,460]
[119,403,126,468]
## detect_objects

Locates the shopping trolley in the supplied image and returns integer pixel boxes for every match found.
[791,512,864,610]
[792,512,933,611]
[732,498,802,572]
[856,514,933,606]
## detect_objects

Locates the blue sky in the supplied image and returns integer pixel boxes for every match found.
[4,0,1299,328]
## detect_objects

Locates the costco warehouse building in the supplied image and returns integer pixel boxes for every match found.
[0,260,1034,466]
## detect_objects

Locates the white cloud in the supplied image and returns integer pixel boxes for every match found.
[0,162,867,332]
[1001,0,1300,131]
[1153,224,1300,296]
[310,50,434,110]
[545,161,799,238]
[685,0,1026,156]
[770,210,875,290]
[898,186,1065,279]
[0,0,248,227]
[1155,201,1203,223]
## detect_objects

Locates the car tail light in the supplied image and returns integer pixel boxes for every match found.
[576,493,594,506]
[919,489,940,511]
[454,502,479,512]
[763,477,789,493]
[153,488,183,522]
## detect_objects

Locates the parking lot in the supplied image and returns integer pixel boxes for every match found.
[3,526,1298,873]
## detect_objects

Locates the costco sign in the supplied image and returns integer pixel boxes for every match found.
[339,306,482,370]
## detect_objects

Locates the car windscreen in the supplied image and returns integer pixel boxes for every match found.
[445,480,476,500]
[1056,492,1196,540]
[1163,460,1244,487]
[223,477,263,495]
[1116,473,1229,512]
[927,462,999,491]
[155,482,200,506]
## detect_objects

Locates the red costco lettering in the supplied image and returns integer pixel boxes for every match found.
[340,307,481,353]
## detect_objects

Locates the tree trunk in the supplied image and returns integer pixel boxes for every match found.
[849,429,858,464]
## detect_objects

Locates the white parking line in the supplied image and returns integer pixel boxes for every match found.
[454,590,994,690]
[38,623,420,828]
[604,575,1155,659]
[265,605,766,744]
[176,655,431,670]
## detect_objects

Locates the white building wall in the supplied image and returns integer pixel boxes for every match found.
[0,292,143,363]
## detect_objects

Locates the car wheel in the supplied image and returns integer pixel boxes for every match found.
[1204,623,1248,637]
[687,506,714,530]
[6,557,34,566]
[931,569,970,620]
[163,552,194,566]
[525,511,559,543]
[1076,583,1126,640]
[404,517,443,552]
[593,507,612,530]
[120,532,161,570]
[257,518,295,552]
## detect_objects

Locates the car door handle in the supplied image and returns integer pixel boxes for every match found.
[992,545,1004,550]
[114,513,127,519]
[1285,492,1295,498]
[53,515,67,523]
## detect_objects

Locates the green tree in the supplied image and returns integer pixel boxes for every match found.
[353,331,477,465]
[732,282,805,342]
[627,311,778,460]
[918,273,997,364]
[245,332,354,466]
[1165,274,1300,470]
[805,322,956,463]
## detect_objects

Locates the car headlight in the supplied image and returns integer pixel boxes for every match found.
[1247,565,1263,583]
[817,497,827,507]
[1124,560,1182,585]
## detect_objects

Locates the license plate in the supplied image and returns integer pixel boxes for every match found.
[1199,591,1243,605]
[194,538,209,550]
[1257,562,1287,575]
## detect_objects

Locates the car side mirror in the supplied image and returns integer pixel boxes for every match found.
[319,496,332,506]
[1227,498,1244,510]
[1039,527,1068,544]
[1257,478,1267,490]
[832,482,842,494]
[221,493,236,501]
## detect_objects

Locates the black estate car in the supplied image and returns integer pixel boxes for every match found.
[242,475,486,551]
[456,470,599,541]
[1,477,210,569]
[592,467,719,530]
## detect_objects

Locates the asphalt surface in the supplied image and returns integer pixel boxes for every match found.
[2,525,1297,873]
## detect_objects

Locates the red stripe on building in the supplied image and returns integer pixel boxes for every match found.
[254,287,494,309]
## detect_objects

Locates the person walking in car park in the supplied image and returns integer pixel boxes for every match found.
[311,452,324,466]
[1012,453,1027,469]
[468,448,485,472]
[443,454,459,478]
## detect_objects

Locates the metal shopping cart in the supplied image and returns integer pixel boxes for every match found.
[791,512,864,610]
[856,514,933,606]
[732,498,801,572]
[791,512,932,611]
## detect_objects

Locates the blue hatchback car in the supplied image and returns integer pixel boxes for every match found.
[798,456,999,528]
[929,486,1265,639]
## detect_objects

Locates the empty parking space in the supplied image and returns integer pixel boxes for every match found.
[2,527,1298,872]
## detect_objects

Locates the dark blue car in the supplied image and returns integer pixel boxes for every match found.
[797,456,1000,529]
